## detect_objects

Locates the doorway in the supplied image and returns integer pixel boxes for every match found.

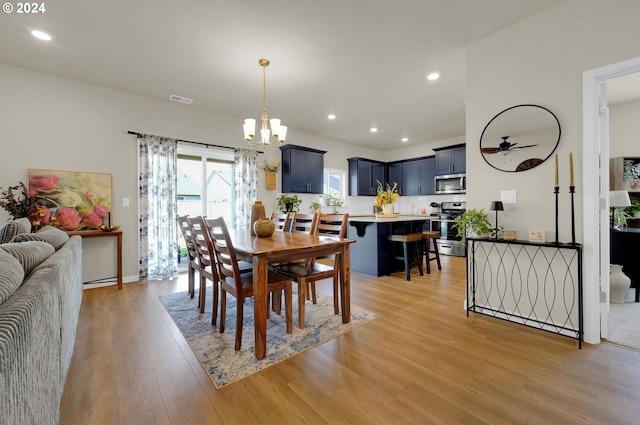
[583,55,640,345]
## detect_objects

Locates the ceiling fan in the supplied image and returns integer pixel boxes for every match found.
[481,136,537,156]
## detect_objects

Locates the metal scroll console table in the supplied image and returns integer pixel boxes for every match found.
[466,237,583,348]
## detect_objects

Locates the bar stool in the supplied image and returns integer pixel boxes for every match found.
[388,233,424,281]
[422,231,442,274]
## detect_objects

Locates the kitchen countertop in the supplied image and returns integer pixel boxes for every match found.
[348,214,432,222]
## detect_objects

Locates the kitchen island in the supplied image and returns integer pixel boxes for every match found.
[348,215,429,276]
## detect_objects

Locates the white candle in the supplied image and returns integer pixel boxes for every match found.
[569,151,574,187]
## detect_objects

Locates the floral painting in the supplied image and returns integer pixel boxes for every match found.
[28,169,112,230]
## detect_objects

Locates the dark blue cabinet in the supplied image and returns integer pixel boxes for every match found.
[434,144,465,175]
[280,145,326,194]
[402,156,435,195]
[348,158,386,196]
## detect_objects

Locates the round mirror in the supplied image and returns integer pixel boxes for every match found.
[480,104,561,172]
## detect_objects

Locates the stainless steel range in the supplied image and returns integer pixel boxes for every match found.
[430,201,466,257]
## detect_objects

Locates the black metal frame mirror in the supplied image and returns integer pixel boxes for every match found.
[480,104,561,172]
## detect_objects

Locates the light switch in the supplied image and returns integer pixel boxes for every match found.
[122,197,129,207]
[501,190,517,203]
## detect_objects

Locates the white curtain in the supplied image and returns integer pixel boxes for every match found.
[234,149,258,231]
[138,134,178,280]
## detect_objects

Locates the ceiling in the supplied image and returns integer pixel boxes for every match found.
[0,0,572,151]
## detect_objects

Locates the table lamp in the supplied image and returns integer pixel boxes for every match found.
[490,201,504,228]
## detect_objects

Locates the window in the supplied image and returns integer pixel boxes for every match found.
[323,168,346,202]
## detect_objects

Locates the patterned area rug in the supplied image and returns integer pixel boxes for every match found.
[160,289,378,388]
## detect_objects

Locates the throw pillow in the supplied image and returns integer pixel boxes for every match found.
[0,250,25,305]
[0,241,55,276]
[12,225,69,250]
[0,217,32,244]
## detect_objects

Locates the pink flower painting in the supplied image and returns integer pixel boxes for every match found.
[28,169,112,231]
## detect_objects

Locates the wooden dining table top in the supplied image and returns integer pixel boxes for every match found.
[231,230,354,260]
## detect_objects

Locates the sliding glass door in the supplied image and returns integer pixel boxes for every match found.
[177,149,234,266]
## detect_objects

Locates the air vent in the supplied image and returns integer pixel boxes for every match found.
[169,94,193,104]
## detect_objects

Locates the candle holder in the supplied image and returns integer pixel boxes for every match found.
[554,186,559,245]
[569,185,576,245]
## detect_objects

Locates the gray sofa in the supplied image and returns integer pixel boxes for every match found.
[0,218,83,425]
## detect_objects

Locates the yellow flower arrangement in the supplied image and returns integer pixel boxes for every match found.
[375,180,400,208]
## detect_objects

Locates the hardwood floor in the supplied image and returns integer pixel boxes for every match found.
[60,255,640,425]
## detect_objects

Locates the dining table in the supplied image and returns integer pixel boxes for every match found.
[231,230,354,360]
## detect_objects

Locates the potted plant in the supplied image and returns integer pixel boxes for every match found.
[310,201,322,212]
[452,208,491,245]
[627,198,640,218]
[276,194,302,213]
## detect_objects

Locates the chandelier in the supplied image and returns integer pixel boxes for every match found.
[243,58,287,147]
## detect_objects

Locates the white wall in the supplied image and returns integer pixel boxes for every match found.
[466,0,640,343]
[610,99,640,158]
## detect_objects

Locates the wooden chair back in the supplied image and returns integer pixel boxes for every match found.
[178,215,198,297]
[204,216,244,296]
[317,213,349,238]
[188,216,218,281]
[290,213,319,234]
[188,216,221,315]
[271,212,292,232]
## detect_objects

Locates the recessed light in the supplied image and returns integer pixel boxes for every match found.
[370,127,378,133]
[327,114,336,120]
[401,137,409,143]
[31,30,52,41]
[426,72,440,81]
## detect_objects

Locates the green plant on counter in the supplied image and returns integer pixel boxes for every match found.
[310,201,322,211]
[276,194,303,213]
[324,193,344,207]
[452,208,491,245]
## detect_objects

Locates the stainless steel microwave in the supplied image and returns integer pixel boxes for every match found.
[434,173,466,194]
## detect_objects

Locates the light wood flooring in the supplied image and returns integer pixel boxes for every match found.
[60,255,640,425]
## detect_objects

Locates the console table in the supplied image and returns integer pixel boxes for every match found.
[466,237,583,348]
[67,229,123,289]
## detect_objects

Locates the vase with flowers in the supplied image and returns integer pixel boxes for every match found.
[375,180,400,215]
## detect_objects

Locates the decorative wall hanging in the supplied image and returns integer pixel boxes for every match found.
[480,104,561,172]
[28,168,113,230]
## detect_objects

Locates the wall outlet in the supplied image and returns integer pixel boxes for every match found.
[122,197,129,207]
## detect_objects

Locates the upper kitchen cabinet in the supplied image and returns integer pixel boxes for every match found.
[348,157,386,196]
[280,144,326,194]
[403,156,435,195]
[434,144,466,175]
[387,161,404,194]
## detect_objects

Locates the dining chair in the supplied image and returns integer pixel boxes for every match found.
[178,215,198,300]
[275,213,348,328]
[289,212,319,234]
[271,211,293,232]
[188,216,220,319]
[205,216,293,351]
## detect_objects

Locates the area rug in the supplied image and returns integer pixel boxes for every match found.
[160,289,378,388]
[608,302,640,351]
